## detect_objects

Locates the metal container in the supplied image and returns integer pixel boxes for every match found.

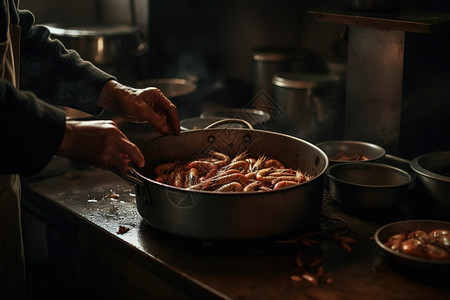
[44,23,147,65]
[117,128,328,240]
[327,162,414,209]
[375,220,450,271]
[272,72,341,143]
[137,78,198,119]
[252,46,307,99]
[410,151,450,220]
[316,140,386,165]
[44,23,147,84]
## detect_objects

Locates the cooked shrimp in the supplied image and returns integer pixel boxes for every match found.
[154,162,179,176]
[206,150,231,167]
[273,180,298,190]
[153,150,312,192]
[215,182,244,192]
[243,180,263,192]
[251,155,267,172]
[224,160,249,173]
[187,168,199,186]
[264,158,285,169]
[231,151,249,163]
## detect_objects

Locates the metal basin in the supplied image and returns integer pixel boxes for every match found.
[410,151,450,220]
[117,128,328,240]
[327,162,414,209]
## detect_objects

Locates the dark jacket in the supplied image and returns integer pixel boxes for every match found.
[0,0,114,176]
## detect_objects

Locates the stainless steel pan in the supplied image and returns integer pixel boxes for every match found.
[119,129,328,240]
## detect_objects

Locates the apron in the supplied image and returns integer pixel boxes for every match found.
[0,0,27,298]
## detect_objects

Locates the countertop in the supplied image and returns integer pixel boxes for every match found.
[21,153,450,299]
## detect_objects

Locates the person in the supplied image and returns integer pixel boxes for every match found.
[0,1,180,298]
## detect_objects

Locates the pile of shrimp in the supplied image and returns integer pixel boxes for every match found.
[153,150,313,192]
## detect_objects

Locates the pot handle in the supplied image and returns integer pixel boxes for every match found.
[204,118,254,129]
[112,168,146,188]
[133,30,148,56]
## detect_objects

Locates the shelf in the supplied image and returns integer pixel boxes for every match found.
[309,8,450,33]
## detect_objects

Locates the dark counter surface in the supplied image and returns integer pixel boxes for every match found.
[22,158,450,299]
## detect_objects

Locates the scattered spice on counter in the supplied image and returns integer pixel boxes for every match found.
[117,226,130,234]
[106,193,120,199]
[333,233,357,253]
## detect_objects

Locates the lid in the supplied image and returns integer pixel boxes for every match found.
[252,46,305,62]
[43,23,141,37]
[272,72,340,89]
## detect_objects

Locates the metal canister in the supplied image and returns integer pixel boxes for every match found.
[252,46,306,99]
[272,72,341,143]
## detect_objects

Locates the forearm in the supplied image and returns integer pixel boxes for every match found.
[0,80,66,176]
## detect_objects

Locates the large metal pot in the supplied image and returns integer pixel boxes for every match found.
[119,129,328,240]
[43,23,147,65]
[43,22,147,84]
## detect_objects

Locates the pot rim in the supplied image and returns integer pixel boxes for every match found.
[133,128,329,195]
[410,151,450,183]
[326,162,414,188]
[316,139,386,163]
[43,23,141,37]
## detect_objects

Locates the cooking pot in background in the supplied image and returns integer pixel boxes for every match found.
[137,78,198,120]
[44,23,148,84]
[410,151,450,220]
[272,72,342,143]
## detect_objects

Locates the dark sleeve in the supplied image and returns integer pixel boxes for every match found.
[0,79,66,177]
[18,9,115,115]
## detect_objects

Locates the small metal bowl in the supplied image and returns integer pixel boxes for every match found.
[410,151,450,220]
[375,220,450,271]
[327,162,414,209]
[316,140,385,165]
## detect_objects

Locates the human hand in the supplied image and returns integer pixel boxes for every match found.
[98,80,180,136]
[56,120,144,173]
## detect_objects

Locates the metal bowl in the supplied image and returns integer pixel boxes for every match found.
[316,140,385,165]
[410,151,450,220]
[327,162,414,209]
[375,220,450,271]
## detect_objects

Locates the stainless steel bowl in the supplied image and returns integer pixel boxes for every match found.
[316,140,386,165]
[410,151,450,220]
[327,162,414,209]
[375,219,450,271]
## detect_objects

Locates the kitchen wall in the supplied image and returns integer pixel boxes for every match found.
[19,0,344,84]
[147,0,345,82]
